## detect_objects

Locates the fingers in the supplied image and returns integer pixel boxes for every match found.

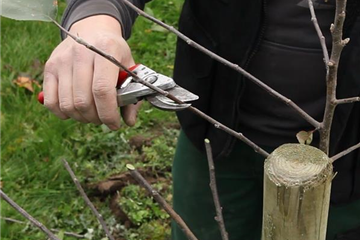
[92,43,121,130]
[43,68,68,120]
[121,101,142,126]
[72,45,102,125]
[57,53,89,123]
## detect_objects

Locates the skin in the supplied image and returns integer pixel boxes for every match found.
[43,15,141,130]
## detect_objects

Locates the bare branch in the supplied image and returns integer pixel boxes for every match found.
[126,164,198,240]
[319,0,349,155]
[335,97,360,105]
[308,0,330,66]
[62,159,115,240]
[190,107,270,157]
[1,217,85,239]
[0,190,60,240]
[50,19,269,158]
[331,142,360,162]
[204,139,229,240]
[121,0,320,129]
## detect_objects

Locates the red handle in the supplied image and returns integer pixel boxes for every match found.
[38,64,139,105]
[38,91,44,104]
[117,64,139,87]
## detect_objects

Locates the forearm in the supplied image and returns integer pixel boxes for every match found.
[61,0,149,39]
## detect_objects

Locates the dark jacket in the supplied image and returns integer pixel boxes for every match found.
[173,0,360,205]
[62,0,360,205]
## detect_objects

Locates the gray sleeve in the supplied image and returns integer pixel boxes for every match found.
[61,0,150,40]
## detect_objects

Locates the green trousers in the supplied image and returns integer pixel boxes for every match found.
[171,131,360,240]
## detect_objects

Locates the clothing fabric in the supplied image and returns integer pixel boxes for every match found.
[172,131,360,240]
[238,0,335,147]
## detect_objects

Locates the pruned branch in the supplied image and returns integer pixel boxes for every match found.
[50,19,270,157]
[335,97,360,105]
[331,142,360,162]
[126,164,199,240]
[1,217,85,239]
[204,139,229,240]
[308,0,330,66]
[319,0,349,155]
[62,159,115,240]
[121,0,320,129]
[0,190,60,240]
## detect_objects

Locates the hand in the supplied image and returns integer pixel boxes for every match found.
[43,15,141,130]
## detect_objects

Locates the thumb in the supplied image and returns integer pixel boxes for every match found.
[121,101,142,126]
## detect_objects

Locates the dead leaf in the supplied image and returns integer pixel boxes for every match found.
[0,181,3,189]
[13,74,41,92]
[296,130,314,145]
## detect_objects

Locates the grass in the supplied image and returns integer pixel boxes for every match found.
[1,0,184,239]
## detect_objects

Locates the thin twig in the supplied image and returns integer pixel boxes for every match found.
[308,0,330,66]
[0,217,85,238]
[62,159,115,240]
[0,190,60,240]
[50,19,270,157]
[331,142,360,162]
[319,0,349,154]
[335,97,360,105]
[1,217,24,224]
[204,139,229,240]
[126,164,199,240]
[121,0,320,129]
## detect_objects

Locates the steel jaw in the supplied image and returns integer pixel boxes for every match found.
[147,85,199,111]
[116,64,199,111]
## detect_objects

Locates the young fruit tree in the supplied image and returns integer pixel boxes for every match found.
[1,0,359,239]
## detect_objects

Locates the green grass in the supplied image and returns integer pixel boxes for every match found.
[1,0,183,239]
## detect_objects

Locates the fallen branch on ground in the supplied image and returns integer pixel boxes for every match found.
[126,164,199,240]
[0,217,85,239]
[62,159,115,240]
[0,190,60,240]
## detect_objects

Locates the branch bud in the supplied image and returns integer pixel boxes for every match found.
[341,38,350,46]
[330,23,335,33]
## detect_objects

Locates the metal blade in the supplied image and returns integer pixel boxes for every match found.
[147,85,199,111]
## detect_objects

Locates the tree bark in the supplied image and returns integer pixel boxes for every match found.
[262,144,333,240]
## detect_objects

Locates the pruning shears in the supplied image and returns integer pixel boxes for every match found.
[116,64,198,110]
[38,64,198,111]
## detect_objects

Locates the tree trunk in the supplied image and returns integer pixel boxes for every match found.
[262,144,333,240]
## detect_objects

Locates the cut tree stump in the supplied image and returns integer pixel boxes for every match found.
[262,144,333,240]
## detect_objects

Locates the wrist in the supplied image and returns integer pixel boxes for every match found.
[69,15,123,37]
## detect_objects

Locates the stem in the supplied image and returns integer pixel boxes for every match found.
[319,0,349,155]
[50,19,270,157]
[331,142,360,162]
[335,97,360,105]
[126,164,199,240]
[1,217,85,238]
[204,139,229,240]
[121,0,320,129]
[308,0,330,66]
[62,159,115,240]
[0,190,60,240]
